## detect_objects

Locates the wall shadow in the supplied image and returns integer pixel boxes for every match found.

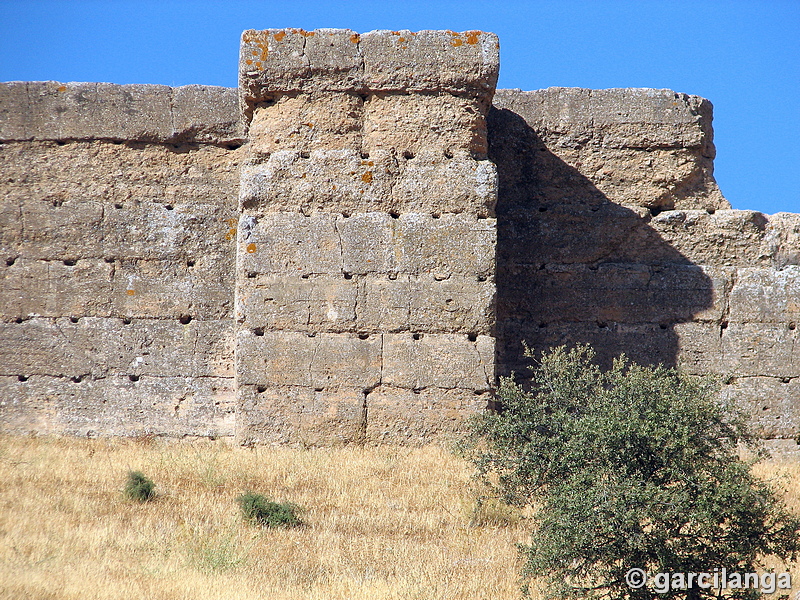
[488,106,714,380]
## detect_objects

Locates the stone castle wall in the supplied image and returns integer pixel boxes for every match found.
[1,29,799,442]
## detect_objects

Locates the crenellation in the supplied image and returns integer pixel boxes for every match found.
[2,28,800,442]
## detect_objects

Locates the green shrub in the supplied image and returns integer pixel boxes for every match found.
[124,470,156,502]
[236,493,302,528]
[466,344,800,600]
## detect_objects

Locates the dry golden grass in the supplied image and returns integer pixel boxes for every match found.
[0,435,530,600]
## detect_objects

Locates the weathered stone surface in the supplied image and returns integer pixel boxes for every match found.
[0,317,233,379]
[728,267,800,323]
[0,258,231,320]
[365,385,490,445]
[236,212,495,278]
[236,384,365,445]
[0,82,241,144]
[491,87,727,212]
[719,377,800,439]
[363,93,488,156]
[248,93,364,155]
[171,85,243,144]
[0,374,235,438]
[720,322,800,378]
[239,149,496,216]
[238,29,499,102]
[236,331,382,389]
[499,262,726,325]
[382,333,494,390]
[360,30,499,95]
[5,31,800,444]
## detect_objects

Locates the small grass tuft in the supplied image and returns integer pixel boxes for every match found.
[124,470,156,502]
[236,492,302,528]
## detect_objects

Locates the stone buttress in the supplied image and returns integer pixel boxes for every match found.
[234,29,499,444]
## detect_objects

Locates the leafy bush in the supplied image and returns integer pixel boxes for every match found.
[124,470,156,502]
[466,344,800,600]
[236,493,302,528]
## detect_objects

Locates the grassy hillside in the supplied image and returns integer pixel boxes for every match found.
[0,435,530,600]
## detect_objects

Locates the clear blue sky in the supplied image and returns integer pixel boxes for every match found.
[1,0,797,215]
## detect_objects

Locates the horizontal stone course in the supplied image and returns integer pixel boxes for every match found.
[0,82,243,144]
[237,274,493,334]
[236,331,493,391]
[0,317,233,379]
[238,29,499,99]
[0,374,235,438]
[1,258,231,320]
[235,383,491,446]
[236,212,495,278]
[239,149,497,216]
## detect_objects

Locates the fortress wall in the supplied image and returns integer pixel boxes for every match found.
[233,30,498,445]
[491,88,800,438]
[0,82,244,438]
[1,31,799,443]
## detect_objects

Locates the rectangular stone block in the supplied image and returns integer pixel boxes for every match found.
[494,88,710,150]
[396,213,495,279]
[237,275,358,331]
[240,148,497,216]
[382,332,493,390]
[19,198,105,260]
[674,321,723,375]
[239,29,364,98]
[720,322,800,378]
[361,30,499,96]
[171,84,242,144]
[236,330,382,389]
[719,376,800,439]
[0,374,235,438]
[237,212,342,276]
[363,93,486,156]
[101,200,236,261]
[25,82,174,142]
[248,93,363,155]
[0,258,114,318]
[495,320,686,377]
[365,385,489,445]
[728,266,800,323]
[361,275,494,334]
[650,210,773,267]
[236,384,365,445]
[0,317,233,379]
[0,82,31,140]
[110,259,232,320]
[239,149,397,213]
[498,262,725,325]
[390,153,497,217]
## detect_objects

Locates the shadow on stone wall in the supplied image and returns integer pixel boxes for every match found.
[488,106,715,379]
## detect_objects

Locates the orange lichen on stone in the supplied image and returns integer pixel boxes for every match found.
[274,31,286,41]
[350,33,360,43]
[126,289,136,296]
[246,243,257,254]
[465,31,481,45]
[361,171,373,183]
[57,85,66,92]
[245,60,253,65]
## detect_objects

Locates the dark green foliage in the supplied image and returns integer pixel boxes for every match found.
[467,344,800,600]
[236,493,302,528]
[124,470,156,502]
